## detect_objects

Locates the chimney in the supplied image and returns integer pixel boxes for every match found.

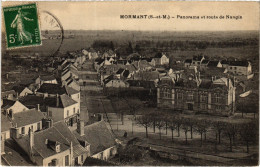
[45,139,48,145]
[37,104,40,111]
[70,142,73,164]
[10,127,19,139]
[56,94,59,107]
[77,120,85,136]
[29,128,34,151]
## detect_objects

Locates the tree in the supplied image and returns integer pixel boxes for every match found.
[213,121,225,144]
[124,98,142,134]
[239,122,258,153]
[155,115,166,140]
[224,122,237,152]
[181,119,190,144]
[168,116,178,141]
[195,120,209,146]
[136,115,152,138]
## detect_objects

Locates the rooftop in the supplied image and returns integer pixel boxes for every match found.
[37,83,66,95]
[12,109,45,127]
[15,125,71,159]
[74,121,116,155]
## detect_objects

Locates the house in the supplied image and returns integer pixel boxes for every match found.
[19,95,49,113]
[12,86,33,97]
[53,121,90,165]
[47,94,80,126]
[151,52,169,66]
[36,83,67,97]
[191,55,205,67]
[157,76,236,116]
[35,75,58,85]
[8,109,45,137]
[73,121,117,161]
[207,61,222,68]
[14,125,73,166]
[63,76,80,91]
[2,99,29,115]
[200,60,209,70]
[184,59,192,68]
[61,68,79,81]
[226,61,252,76]
[65,85,81,103]
[1,90,16,100]
[103,75,129,88]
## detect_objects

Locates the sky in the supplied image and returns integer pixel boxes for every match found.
[2,1,260,31]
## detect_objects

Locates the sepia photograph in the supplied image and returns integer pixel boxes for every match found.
[1,1,259,166]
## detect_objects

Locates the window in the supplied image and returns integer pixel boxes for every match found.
[230,67,232,69]
[187,93,193,101]
[67,110,69,117]
[81,155,84,163]
[65,155,69,166]
[216,105,222,111]
[21,127,25,134]
[216,94,220,103]
[37,122,41,130]
[78,94,80,98]
[177,93,182,100]
[73,108,75,114]
[77,109,79,113]
[201,94,207,102]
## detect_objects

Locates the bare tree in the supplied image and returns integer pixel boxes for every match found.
[224,122,237,152]
[213,121,225,144]
[181,119,190,144]
[195,120,209,146]
[168,115,178,141]
[136,115,152,138]
[155,115,166,140]
[239,122,258,153]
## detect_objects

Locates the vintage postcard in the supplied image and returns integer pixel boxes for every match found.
[1,1,259,166]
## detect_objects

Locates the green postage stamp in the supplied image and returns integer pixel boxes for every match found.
[3,3,41,49]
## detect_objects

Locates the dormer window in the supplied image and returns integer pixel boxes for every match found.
[56,144,60,153]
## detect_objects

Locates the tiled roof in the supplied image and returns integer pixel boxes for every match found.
[207,61,219,67]
[199,80,213,89]
[116,68,124,74]
[65,85,79,95]
[39,75,56,81]
[74,121,116,155]
[193,55,204,61]
[47,94,77,108]
[184,59,192,63]
[12,86,26,94]
[12,109,45,127]
[127,80,155,89]
[201,60,209,64]
[15,125,70,159]
[53,122,89,157]
[229,61,249,67]
[154,52,165,58]
[2,99,16,110]
[19,95,48,112]
[37,83,66,95]
[1,90,16,97]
